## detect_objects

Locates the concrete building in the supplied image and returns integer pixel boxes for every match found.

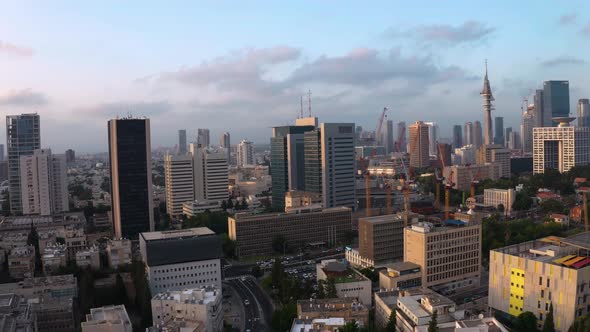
[164,154,194,217]
[481,64,494,145]
[151,287,223,332]
[0,293,36,331]
[533,117,590,174]
[452,125,463,149]
[316,259,372,305]
[443,164,500,192]
[544,80,570,124]
[378,261,422,291]
[108,118,154,239]
[237,139,254,167]
[197,128,210,148]
[178,129,187,155]
[139,228,222,295]
[296,298,369,326]
[106,238,132,269]
[578,99,590,128]
[357,214,404,266]
[483,188,515,215]
[319,123,356,209]
[284,191,322,212]
[191,145,228,203]
[424,122,438,157]
[409,121,430,169]
[396,289,462,332]
[404,221,482,292]
[20,149,68,216]
[454,145,476,165]
[75,246,101,270]
[182,199,223,217]
[374,291,398,330]
[533,88,549,127]
[8,245,35,279]
[65,149,75,164]
[228,207,352,257]
[436,143,452,167]
[474,121,483,149]
[488,233,590,331]
[41,243,67,275]
[464,122,474,147]
[494,116,504,146]
[290,318,348,332]
[6,113,41,214]
[82,305,132,332]
[503,127,512,149]
[477,144,511,178]
[522,106,535,155]
[397,121,407,153]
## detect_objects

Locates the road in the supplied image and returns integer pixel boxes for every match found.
[225,277,273,332]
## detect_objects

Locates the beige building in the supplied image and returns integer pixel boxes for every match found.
[296,298,369,326]
[488,233,590,331]
[41,243,67,275]
[374,291,398,330]
[228,207,352,257]
[8,245,35,279]
[396,289,462,332]
[358,214,404,266]
[477,144,511,178]
[107,239,132,269]
[164,154,194,217]
[404,221,481,292]
[483,188,516,215]
[316,259,372,305]
[409,121,430,168]
[191,145,229,203]
[82,305,132,332]
[379,261,422,291]
[443,164,500,192]
[75,246,101,270]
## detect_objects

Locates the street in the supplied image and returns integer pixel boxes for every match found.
[224,276,273,332]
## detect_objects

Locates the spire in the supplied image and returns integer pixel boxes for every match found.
[480,59,494,100]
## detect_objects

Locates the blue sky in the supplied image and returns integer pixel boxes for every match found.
[1,1,589,152]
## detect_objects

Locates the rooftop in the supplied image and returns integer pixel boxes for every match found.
[152,286,220,305]
[297,298,368,313]
[358,214,403,224]
[83,305,131,328]
[140,227,215,241]
[386,261,421,273]
[291,318,347,332]
[233,206,351,221]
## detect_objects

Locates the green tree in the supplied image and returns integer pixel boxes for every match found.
[271,260,285,289]
[568,311,590,332]
[271,303,297,332]
[513,192,533,211]
[385,309,397,331]
[325,277,337,298]
[515,311,539,332]
[220,234,236,258]
[316,280,326,299]
[428,310,438,332]
[540,199,565,214]
[251,265,263,278]
[227,198,234,210]
[338,320,360,332]
[221,200,227,211]
[542,303,555,332]
[497,203,505,214]
[27,224,42,276]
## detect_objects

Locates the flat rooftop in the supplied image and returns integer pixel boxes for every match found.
[297,298,367,313]
[359,214,402,224]
[85,305,131,326]
[140,227,215,241]
[233,206,351,220]
[387,261,421,273]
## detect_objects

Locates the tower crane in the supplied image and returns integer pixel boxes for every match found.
[372,107,389,159]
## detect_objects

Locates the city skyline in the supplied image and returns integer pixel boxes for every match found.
[2,1,590,152]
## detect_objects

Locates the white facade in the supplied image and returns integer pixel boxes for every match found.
[75,246,101,270]
[191,146,228,202]
[316,260,372,305]
[147,258,221,295]
[151,287,223,332]
[237,139,254,167]
[454,145,476,165]
[533,119,590,174]
[182,199,222,217]
[164,154,194,217]
[483,188,515,215]
[424,122,439,157]
[82,305,132,332]
[107,239,132,269]
[19,149,68,216]
[320,123,356,209]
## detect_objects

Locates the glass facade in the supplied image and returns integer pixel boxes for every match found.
[543,81,570,125]
[494,117,504,145]
[304,130,322,194]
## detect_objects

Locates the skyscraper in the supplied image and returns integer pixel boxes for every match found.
[197,128,210,148]
[424,122,438,156]
[533,118,590,174]
[474,121,483,149]
[452,125,463,149]
[304,129,322,195]
[220,132,230,162]
[396,122,407,152]
[533,89,548,127]
[108,118,154,239]
[503,127,512,148]
[164,154,194,217]
[178,129,187,155]
[385,120,394,154]
[20,148,68,216]
[6,113,41,214]
[464,122,474,146]
[0,144,4,162]
[494,117,504,145]
[237,140,254,167]
[191,145,229,202]
[543,81,570,125]
[521,107,534,154]
[409,121,430,168]
[319,123,355,209]
[65,149,75,164]
[577,99,590,127]
[480,63,494,145]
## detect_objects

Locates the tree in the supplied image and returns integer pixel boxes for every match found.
[325,277,337,298]
[271,303,297,332]
[316,280,326,299]
[568,311,590,332]
[540,199,565,214]
[115,273,128,305]
[338,320,360,332]
[27,223,42,276]
[497,203,505,214]
[271,260,285,289]
[221,200,227,211]
[220,234,236,258]
[251,265,263,278]
[542,303,555,332]
[513,192,533,211]
[385,309,397,331]
[227,198,234,210]
[240,197,248,210]
[272,234,288,254]
[514,312,538,332]
[428,310,439,332]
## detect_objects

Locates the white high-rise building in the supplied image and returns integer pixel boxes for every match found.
[19,149,68,216]
[191,145,228,202]
[219,132,230,162]
[521,105,535,155]
[320,123,356,209]
[164,154,194,217]
[533,117,590,174]
[424,122,438,156]
[237,139,254,167]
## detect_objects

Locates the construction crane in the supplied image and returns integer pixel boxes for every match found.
[470,167,482,198]
[371,107,389,159]
[444,169,455,221]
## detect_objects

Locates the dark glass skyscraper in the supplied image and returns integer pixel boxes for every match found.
[494,117,504,145]
[178,129,187,155]
[108,118,154,239]
[452,125,463,149]
[543,81,570,125]
[304,130,322,195]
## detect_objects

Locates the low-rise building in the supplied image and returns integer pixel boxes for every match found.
[41,243,67,275]
[106,239,132,269]
[374,291,398,330]
[550,213,570,225]
[8,245,35,279]
[296,298,369,326]
[75,246,101,270]
[151,287,223,332]
[0,294,36,332]
[81,305,132,332]
[415,317,509,332]
[316,260,372,305]
[182,200,223,217]
[290,318,347,332]
[379,262,422,291]
[396,289,463,332]
[33,297,76,332]
[483,188,515,215]
[443,164,500,192]
[146,319,203,332]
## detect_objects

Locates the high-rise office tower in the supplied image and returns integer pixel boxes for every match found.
[503,127,512,148]
[108,118,154,239]
[385,120,394,154]
[319,123,355,209]
[164,154,194,217]
[533,118,590,174]
[197,128,210,148]
[65,149,75,164]
[191,145,229,202]
[6,113,41,214]
[409,121,430,168]
[304,129,322,195]
[0,144,4,162]
[178,129,187,155]
[480,63,494,145]
[494,117,504,145]
[543,81,570,126]
[437,143,452,166]
[219,132,231,161]
[533,89,548,127]
[237,140,254,167]
[474,121,483,148]
[521,107,534,154]
[452,125,463,149]
[355,126,363,146]
[464,122,474,146]
[424,122,438,156]
[577,99,590,127]
[20,148,68,216]
[509,131,520,150]
[396,122,407,152]
[270,123,315,209]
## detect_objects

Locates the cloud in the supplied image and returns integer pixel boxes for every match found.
[387,21,495,46]
[0,40,34,57]
[81,101,173,118]
[0,89,48,106]
[558,14,577,26]
[581,24,590,36]
[540,56,586,67]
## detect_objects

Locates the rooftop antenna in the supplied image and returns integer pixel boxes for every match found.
[300,96,304,119]
[307,89,312,117]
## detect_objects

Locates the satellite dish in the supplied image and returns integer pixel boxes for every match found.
[478,314,484,319]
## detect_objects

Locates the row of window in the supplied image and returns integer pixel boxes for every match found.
[154,270,216,281]
[153,263,218,274]
[154,277,219,289]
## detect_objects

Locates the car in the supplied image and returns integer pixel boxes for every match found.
[307,260,315,264]
[241,277,247,281]
[244,299,250,305]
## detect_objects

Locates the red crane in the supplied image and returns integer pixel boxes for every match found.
[371,107,388,159]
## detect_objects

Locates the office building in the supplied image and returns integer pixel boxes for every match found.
[397,121,407,153]
[296,298,369,327]
[139,228,222,294]
[358,214,404,265]
[319,123,355,209]
[474,120,483,148]
[303,129,322,195]
[437,143,452,167]
[178,129,187,155]
[106,238,132,269]
[522,106,535,154]
[409,121,430,168]
[108,118,154,239]
[191,145,228,202]
[316,259,372,305]
[443,163,500,191]
[484,188,515,216]
[65,149,75,164]
[385,119,395,154]
[477,144,511,178]
[464,122,474,146]
[532,88,548,127]
[82,305,132,332]
[164,154,194,217]
[374,291,398,330]
[452,125,462,149]
[182,199,223,216]
[228,207,352,257]
[8,245,35,279]
[271,124,315,209]
[6,113,41,214]
[378,261,422,291]
[509,131,520,150]
[355,146,386,159]
[220,131,230,162]
[504,127,512,148]
[151,287,223,332]
[454,145,476,165]
[494,117,504,145]
[488,233,590,331]
[404,221,482,291]
[533,117,590,174]
[197,128,210,148]
[543,80,570,125]
[237,139,254,167]
[481,63,494,145]
[424,122,438,156]
[0,294,36,331]
[20,149,68,216]
[577,99,590,127]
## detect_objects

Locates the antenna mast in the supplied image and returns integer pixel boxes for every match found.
[307,89,312,117]
[300,96,304,119]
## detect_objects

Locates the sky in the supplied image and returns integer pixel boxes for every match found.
[1,0,590,153]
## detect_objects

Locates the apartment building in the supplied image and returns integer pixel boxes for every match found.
[75,246,101,270]
[106,239,132,269]
[8,245,35,279]
[82,305,132,332]
[483,188,516,215]
[164,154,194,217]
[443,164,501,192]
[296,298,369,326]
